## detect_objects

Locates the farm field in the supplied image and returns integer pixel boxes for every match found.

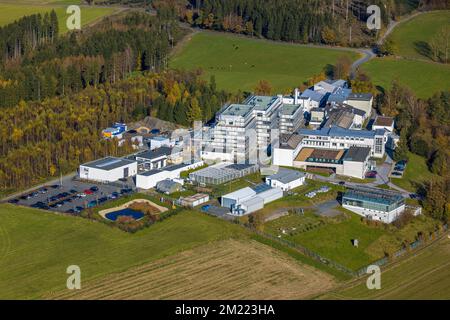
[320,234,450,299]
[391,152,440,192]
[170,32,360,93]
[0,204,248,299]
[362,57,450,98]
[48,239,336,300]
[387,11,450,61]
[0,3,117,32]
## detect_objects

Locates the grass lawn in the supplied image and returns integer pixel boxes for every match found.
[0,3,116,33]
[170,32,360,93]
[321,235,450,299]
[280,211,386,271]
[390,152,440,192]
[362,57,450,98]
[388,11,450,61]
[0,204,248,299]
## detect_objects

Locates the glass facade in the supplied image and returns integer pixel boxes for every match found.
[343,188,404,213]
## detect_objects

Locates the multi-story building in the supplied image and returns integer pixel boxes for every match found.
[245,95,283,149]
[298,126,386,158]
[202,95,288,162]
[202,103,255,162]
[279,104,303,134]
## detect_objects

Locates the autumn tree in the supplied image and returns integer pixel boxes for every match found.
[254,80,272,95]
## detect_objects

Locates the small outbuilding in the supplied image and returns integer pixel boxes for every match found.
[156,179,183,194]
[265,169,306,191]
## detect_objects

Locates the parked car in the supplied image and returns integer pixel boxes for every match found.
[87,200,97,208]
[365,172,377,178]
[77,193,86,198]
[39,188,48,194]
[8,199,19,204]
[69,189,78,194]
[50,184,60,189]
[84,189,94,195]
[90,186,99,192]
[75,206,84,212]
[392,171,402,176]
[338,181,346,185]
[394,166,405,171]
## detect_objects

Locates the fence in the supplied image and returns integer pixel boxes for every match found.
[246,223,449,278]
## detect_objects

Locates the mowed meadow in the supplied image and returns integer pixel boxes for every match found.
[320,235,450,300]
[0,2,117,32]
[170,32,360,93]
[49,239,336,300]
[363,11,450,98]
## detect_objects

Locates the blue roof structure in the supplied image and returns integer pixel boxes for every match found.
[298,126,384,139]
[300,89,326,103]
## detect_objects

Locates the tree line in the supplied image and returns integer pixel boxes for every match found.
[0,11,183,108]
[180,0,396,46]
[378,83,449,222]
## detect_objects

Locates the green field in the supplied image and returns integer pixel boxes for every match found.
[321,235,450,299]
[0,3,116,33]
[170,32,360,93]
[388,11,450,61]
[0,204,247,299]
[362,57,450,98]
[268,211,386,271]
[391,152,440,192]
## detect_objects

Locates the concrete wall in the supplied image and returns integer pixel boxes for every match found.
[343,204,405,223]
[267,176,305,191]
[343,160,366,179]
[79,162,137,183]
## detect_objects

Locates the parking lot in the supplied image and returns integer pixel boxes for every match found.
[6,178,135,215]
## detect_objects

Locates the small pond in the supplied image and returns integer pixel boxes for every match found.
[105,208,144,221]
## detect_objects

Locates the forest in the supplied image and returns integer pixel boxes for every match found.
[0,11,182,108]
[378,84,449,221]
[0,70,229,191]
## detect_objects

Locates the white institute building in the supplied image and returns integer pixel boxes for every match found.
[273,126,387,179]
[221,184,283,216]
[202,95,303,162]
[342,186,405,223]
[265,168,306,191]
[79,157,137,183]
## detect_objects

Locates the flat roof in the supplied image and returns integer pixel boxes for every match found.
[347,93,373,101]
[246,95,279,111]
[82,157,136,171]
[374,116,394,127]
[280,104,301,115]
[223,187,256,201]
[135,146,172,160]
[343,146,371,162]
[299,126,377,139]
[221,104,254,117]
[344,186,404,206]
[268,168,305,184]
